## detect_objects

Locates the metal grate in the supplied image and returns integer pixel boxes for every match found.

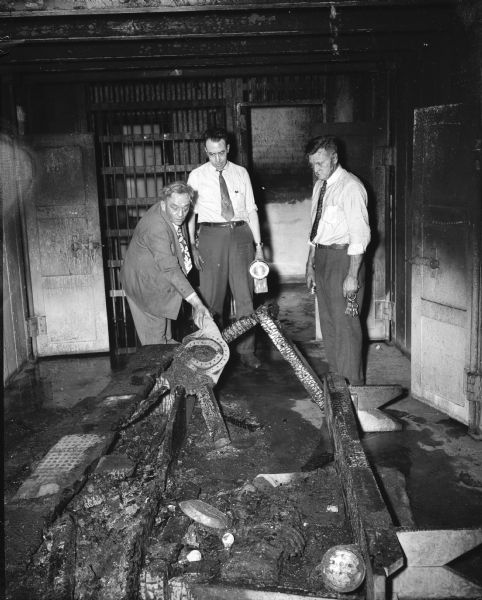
[89,79,227,354]
[15,434,105,499]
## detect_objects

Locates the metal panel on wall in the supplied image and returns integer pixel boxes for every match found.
[23,134,109,356]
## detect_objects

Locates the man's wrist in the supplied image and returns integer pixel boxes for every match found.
[255,242,263,247]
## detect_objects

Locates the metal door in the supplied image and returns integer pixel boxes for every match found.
[411,104,481,425]
[24,134,109,356]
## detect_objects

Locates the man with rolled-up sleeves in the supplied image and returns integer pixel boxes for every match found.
[305,136,371,385]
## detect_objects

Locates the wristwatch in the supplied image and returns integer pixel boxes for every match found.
[255,242,264,247]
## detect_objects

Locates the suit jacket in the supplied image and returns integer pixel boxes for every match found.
[120,202,194,320]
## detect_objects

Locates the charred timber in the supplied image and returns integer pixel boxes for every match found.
[0,6,457,43]
[255,306,325,411]
[124,386,187,599]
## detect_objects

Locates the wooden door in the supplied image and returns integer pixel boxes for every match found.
[24,134,109,356]
[411,104,481,424]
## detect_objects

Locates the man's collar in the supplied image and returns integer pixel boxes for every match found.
[207,160,230,173]
[326,164,342,185]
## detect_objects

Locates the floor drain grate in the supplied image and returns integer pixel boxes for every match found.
[36,434,103,473]
[15,434,105,499]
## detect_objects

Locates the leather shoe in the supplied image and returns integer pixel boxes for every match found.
[239,353,261,370]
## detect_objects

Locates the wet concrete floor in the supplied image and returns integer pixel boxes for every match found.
[4,283,482,588]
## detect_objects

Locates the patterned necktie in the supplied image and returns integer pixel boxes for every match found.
[309,180,327,242]
[219,170,234,221]
[175,226,192,274]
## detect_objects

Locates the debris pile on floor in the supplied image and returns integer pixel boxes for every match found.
[139,400,360,599]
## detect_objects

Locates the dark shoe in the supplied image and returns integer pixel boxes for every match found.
[239,353,261,370]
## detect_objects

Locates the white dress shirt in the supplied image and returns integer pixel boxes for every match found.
[309,165,371,255]
[187,160,257,223]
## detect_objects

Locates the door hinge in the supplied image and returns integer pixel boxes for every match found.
[375,300,393,321]
[465,371,482,403]
[27,316,47,337]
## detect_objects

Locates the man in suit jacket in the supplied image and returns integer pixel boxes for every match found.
[121,181,210,344]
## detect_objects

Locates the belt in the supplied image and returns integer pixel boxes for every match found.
[200,221,246,228]
[315,243,349,250]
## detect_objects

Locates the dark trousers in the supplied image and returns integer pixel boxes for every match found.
[314,247,365,385]
[198,223,255,354]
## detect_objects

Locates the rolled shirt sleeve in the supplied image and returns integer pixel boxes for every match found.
[342,179,371,255]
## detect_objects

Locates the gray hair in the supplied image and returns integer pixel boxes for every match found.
[305,136,339,158]
[160,181,195,203]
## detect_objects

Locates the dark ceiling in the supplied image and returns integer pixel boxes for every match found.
[0,1,467,75]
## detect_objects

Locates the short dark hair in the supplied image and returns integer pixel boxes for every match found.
[160,181,195,204]
[203,127,229,146]
[305,136,339,158]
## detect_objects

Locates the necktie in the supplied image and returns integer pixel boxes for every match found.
[175,226,192,274]
[219,170,234,221]
[309,180,327,242]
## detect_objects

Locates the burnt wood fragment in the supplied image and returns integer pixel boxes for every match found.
[255,306,325,410]
[197,385,231,448]
[324,373,404,598]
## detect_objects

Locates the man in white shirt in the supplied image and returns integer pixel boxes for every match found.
[188,127,264,369]
[305,136,371,385]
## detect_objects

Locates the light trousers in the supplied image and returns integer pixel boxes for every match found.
[126,295,174,345]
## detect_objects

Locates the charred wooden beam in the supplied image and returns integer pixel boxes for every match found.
[124,386,187,600]
[0,30,450,67]
[323,373,404,597]
[1,0,460,15]
[255,307,325,411]
[0,5,457,43]
[197,385,231,449]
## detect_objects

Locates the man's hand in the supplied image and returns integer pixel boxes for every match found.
[191,247,205,271]
[342,274,359,298]
[192,304,210,329]
[343,254,363,297]
[306,261,316,292]
[185,292,211,329]
[254,244,264,261]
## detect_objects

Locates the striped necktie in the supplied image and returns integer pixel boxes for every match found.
[309,180,327,242]
[175,226,192,274]
[219,170,234,221]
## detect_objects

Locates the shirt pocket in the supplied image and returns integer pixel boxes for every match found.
[322,205,341,225]
[233,188,245,209]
